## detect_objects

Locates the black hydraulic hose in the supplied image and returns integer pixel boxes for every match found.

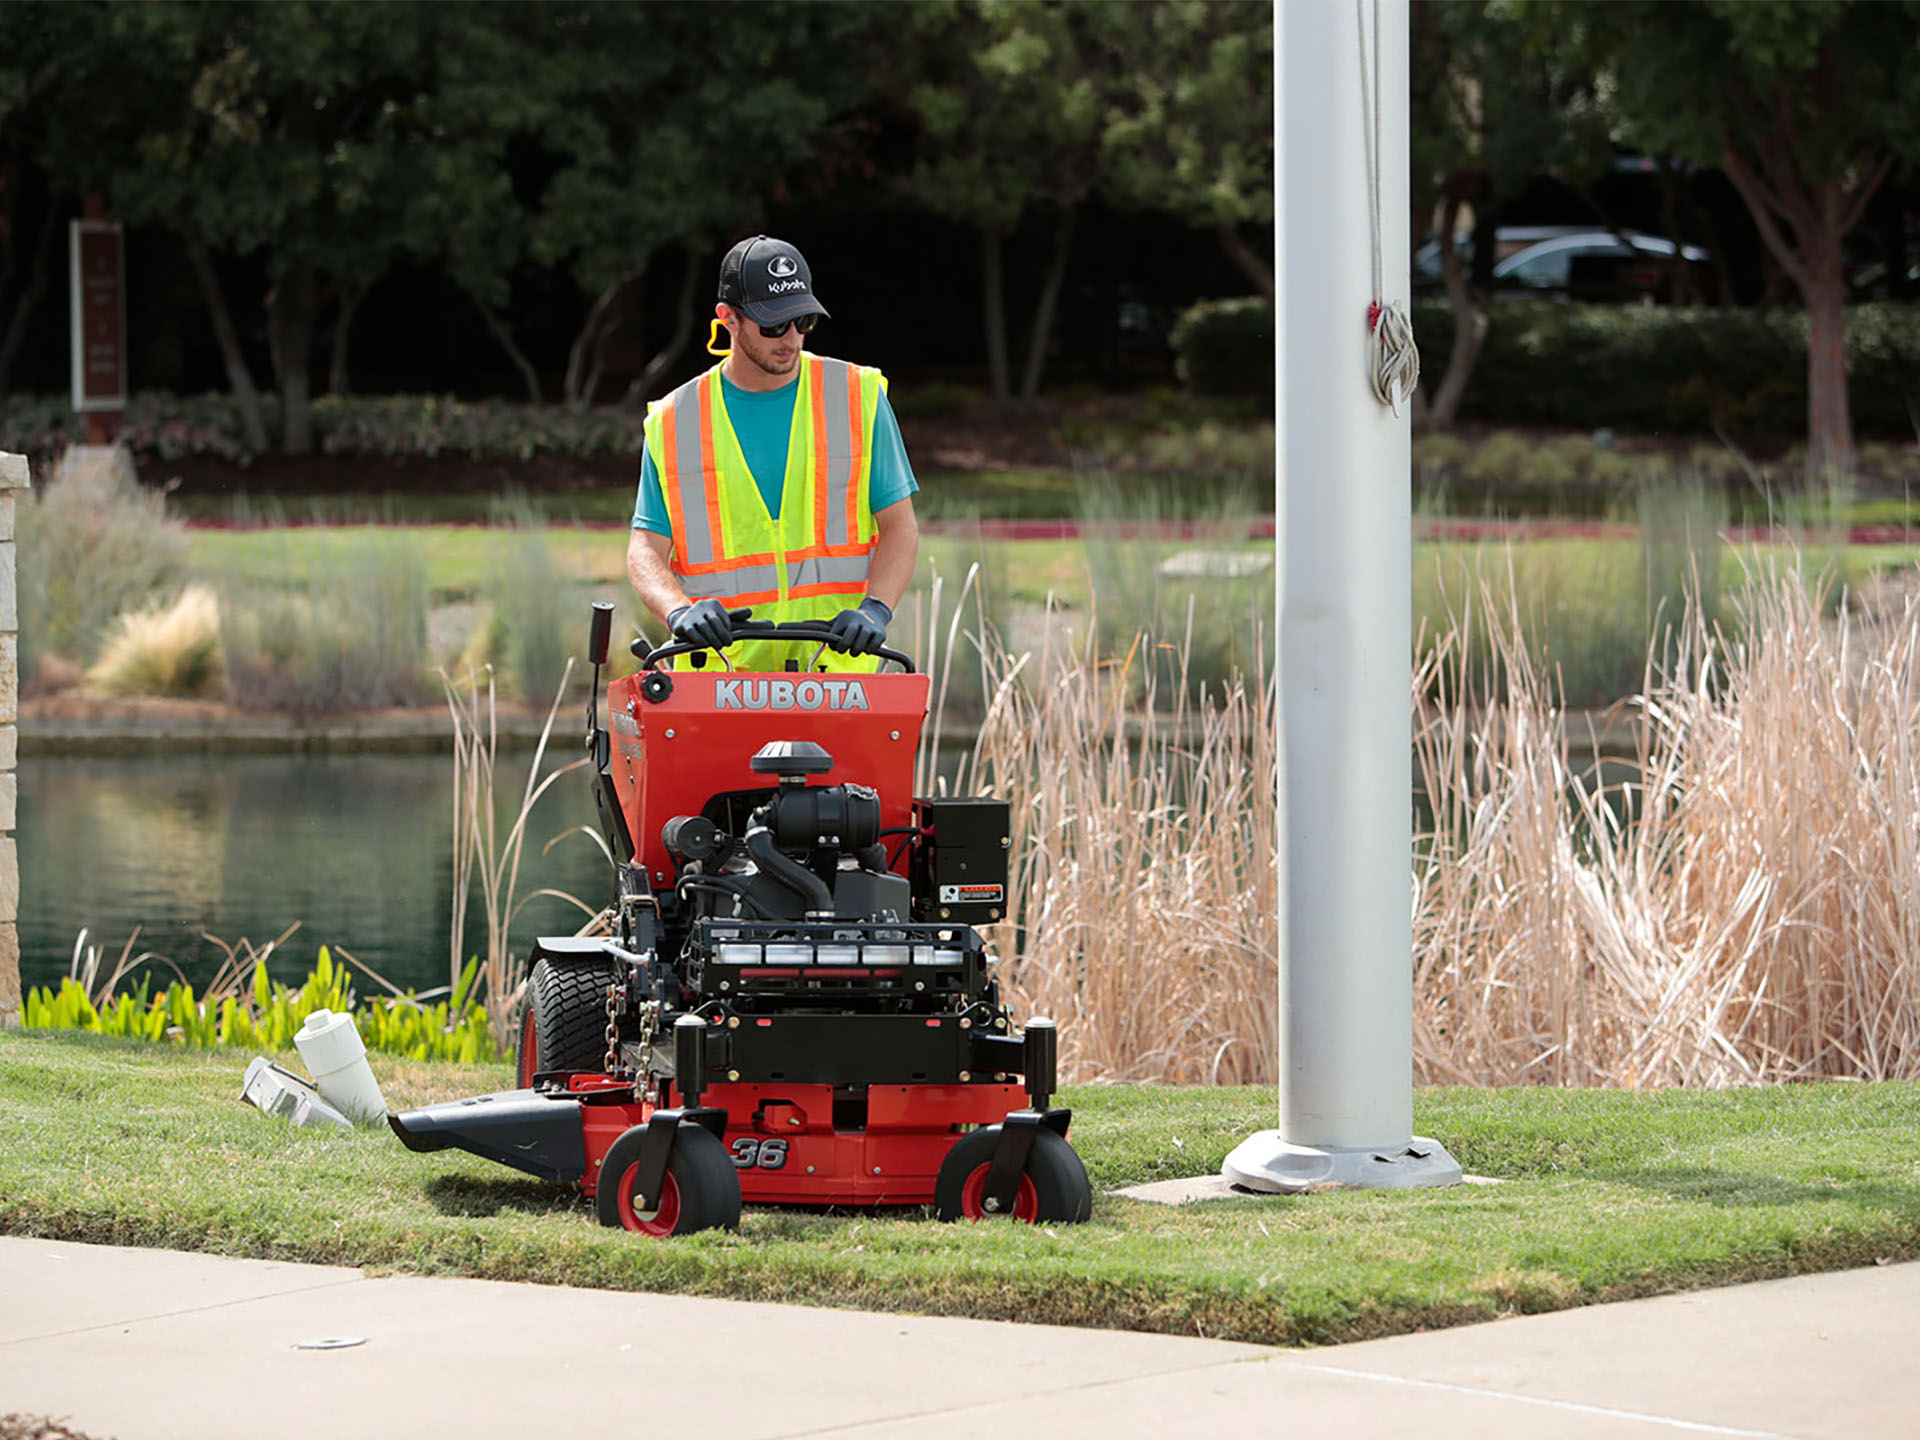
[745,821,833,914]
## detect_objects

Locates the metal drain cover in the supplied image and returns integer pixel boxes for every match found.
[294,1336,367,1350]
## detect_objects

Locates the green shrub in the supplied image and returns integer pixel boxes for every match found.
[0,391,651,468]
[1170,297,1274,399]
[23,946,497,1062]
[1412,300,1920,436]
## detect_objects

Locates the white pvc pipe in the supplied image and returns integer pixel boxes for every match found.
[1224,0,1458,1191]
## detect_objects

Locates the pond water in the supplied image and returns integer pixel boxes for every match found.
[16,751,610,1000]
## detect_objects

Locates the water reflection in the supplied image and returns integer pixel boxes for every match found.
[17,752,606,997]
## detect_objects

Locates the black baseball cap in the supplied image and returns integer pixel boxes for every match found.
[717,235,830,327]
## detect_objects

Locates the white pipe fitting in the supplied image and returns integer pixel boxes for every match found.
[292,1009,387,1124]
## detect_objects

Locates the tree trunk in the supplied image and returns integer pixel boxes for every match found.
[622,246,702,409]
[1654,160,1697,307]
[183,230,270,455]
[329,282,367,396]
[1217,220,1274,305]
[566,267,642,410]
[467,290,543,403]
[269,264,319,456]
[1803,245,1853,479]
[0,197,59,403]
[1720,143,1883,480]
[1426,195,1487,429]
[981,225,1011,407]
[1019,204,1077,404]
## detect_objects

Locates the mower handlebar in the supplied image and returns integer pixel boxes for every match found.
[634,618,917,674]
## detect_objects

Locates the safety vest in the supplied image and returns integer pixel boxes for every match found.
[644,355,887,673]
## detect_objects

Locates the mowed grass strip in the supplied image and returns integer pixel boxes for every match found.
[5,1033,1918,1347]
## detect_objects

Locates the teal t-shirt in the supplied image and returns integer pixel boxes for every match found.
[631,372,918,534]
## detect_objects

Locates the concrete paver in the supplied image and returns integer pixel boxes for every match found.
[3,1236,1915,1439]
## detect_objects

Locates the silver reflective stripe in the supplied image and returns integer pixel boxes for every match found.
[790,554,871,591]
[680,560,782,600]
[669,377,717,566]
[819,359,853,545]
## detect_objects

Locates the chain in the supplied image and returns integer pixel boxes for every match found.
[603,982,625,1073]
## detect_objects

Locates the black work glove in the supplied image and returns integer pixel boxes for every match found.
[668,599,749,650]
[827,596,892,657]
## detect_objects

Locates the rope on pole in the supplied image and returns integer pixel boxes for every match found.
[1357,0,1420,415]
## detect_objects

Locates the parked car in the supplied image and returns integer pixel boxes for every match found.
[1413,229,1710,304]
[1493,231,1710,303]
[1412,225,1592,294]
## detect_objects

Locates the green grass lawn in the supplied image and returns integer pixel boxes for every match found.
[5,1031,1917,1347]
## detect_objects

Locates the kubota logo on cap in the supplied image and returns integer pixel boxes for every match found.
[767,255,798,279]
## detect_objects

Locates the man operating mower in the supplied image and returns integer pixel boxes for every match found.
[627,234,920,672]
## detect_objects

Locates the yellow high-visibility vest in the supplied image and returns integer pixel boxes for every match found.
[644,354,887,673]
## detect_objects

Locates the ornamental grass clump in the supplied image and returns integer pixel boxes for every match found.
[83,583,224,698]
[15,447,189,679]
[960,611,1279,1085]
[1413,555,1920,1086]
[215,528,432,715]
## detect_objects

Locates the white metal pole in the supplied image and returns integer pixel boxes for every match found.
[1222,0,1460,1192]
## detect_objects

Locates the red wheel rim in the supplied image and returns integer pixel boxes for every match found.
[959,1163,1039,1222]
[614,1163,683,1236]
[516,1008,538,1088]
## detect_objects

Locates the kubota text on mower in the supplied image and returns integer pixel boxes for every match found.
[390,604,1093,1235]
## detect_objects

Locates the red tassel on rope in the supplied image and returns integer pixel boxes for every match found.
[1366,300,1383,334]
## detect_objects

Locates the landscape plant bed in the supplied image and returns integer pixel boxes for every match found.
[4,1032,1917,1348]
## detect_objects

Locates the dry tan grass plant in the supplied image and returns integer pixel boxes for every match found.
[1414,555,1920,1086]
[956,607,1279,1085]
[441,662,595,1051]
[83,584,225,698]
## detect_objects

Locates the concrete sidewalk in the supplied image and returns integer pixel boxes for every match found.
[3,1236,1915,1439]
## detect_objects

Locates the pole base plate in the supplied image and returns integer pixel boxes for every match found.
[1222,1131,1462,1193]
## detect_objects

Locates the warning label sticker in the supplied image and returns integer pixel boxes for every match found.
[939,884,1005,904]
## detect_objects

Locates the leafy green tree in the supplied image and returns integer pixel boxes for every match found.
[515,1,873,409]
[0,2,133,401]
[1536,0,1920,473]
[890,0,1129,406]
[105,1,439,454]
[1411,1,1611,426]
[1101,0,1273,304]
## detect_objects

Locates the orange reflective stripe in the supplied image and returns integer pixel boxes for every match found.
[785,583,868,602]
[715,585,784,608]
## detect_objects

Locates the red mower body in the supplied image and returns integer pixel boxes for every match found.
[392,616,1089,1233]
[604,666,929,889]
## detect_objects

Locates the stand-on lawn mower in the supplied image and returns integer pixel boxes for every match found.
[391,604,1093,1235]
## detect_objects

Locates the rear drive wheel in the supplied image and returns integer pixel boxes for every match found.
[515,954,621,1086]
[934,1125,1093,1223]
[596,1123,741,1236]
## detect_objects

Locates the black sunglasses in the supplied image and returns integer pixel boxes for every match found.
[750,312,820,339]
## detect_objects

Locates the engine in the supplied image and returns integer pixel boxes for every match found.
[660,741,912,926]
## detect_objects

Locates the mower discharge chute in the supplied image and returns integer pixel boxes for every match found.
[391,603,1093,1235]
